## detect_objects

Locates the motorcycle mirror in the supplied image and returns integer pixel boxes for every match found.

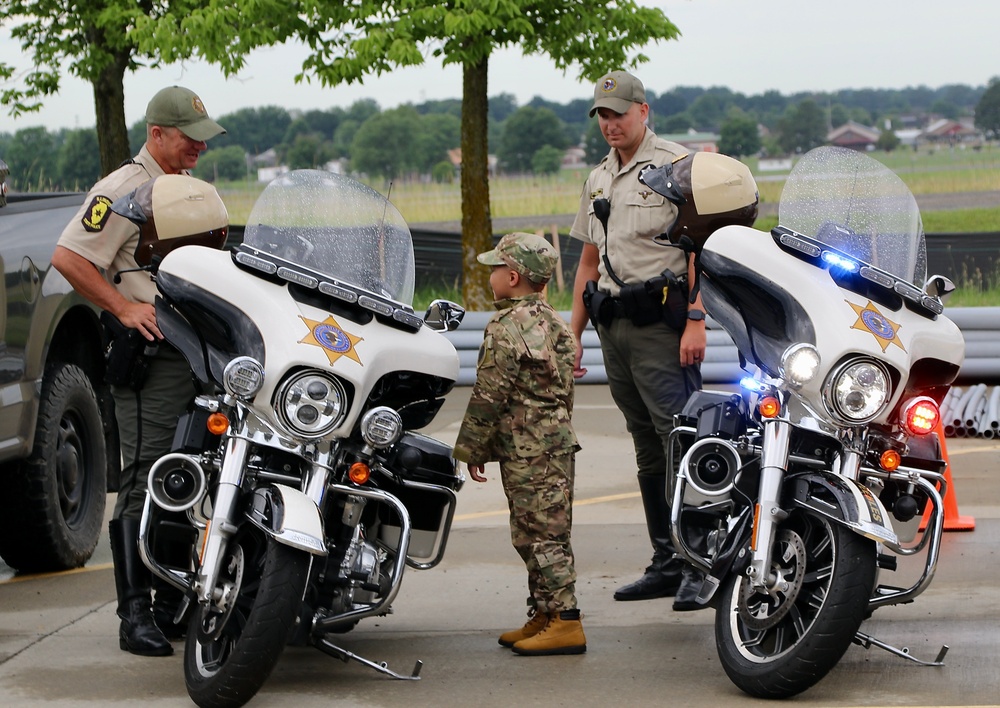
[923,274,956,303]
[424,299,466,332]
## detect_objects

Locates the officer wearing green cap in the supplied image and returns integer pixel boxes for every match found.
[569,70,709,610]
[51,85,226,658]
[454,232,586,656]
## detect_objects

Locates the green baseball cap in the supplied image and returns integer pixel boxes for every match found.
[589,70,646,117]
[145,86,226,141]
[477,232,558,284]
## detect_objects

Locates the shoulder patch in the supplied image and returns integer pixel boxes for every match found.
[82,195,113,232]
[478,334,496,369]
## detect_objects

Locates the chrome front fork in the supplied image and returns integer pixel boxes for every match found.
[746,418,791,589]
[194,436,250,604]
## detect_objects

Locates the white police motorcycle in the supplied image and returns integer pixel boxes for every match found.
[639,146,964,697]
[116,170,465,707]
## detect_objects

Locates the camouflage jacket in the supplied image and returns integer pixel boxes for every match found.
[453,293,580,464]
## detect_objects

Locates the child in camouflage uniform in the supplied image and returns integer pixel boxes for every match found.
[453,232,585,656]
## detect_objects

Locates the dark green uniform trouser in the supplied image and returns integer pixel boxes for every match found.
[111,346,199,520]
[598,317,701,480]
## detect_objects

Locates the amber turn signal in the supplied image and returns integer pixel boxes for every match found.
[206,412,230,435]
[349,462,371,485]
[879,448,902,471]
[758,396,781,418]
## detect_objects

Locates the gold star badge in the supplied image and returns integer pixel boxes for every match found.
[299,315,364,366]
[847,300,905,353]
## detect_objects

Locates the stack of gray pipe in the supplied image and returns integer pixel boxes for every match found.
[442,306,1000,395]
[942,384,1000,438]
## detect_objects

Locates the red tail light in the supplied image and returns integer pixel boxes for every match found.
[900,396,939,436]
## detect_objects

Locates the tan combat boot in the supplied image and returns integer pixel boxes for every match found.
[498,611,549,647]
[511,609,586,655]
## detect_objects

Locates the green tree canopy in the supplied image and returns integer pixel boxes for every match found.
[213,106,293,155]
[414,112,461,174]
[718,109,761,158]
[4,127,57,190]
[56,128,101,190]
[192,144,250,182]
[284,133,335,170]
[531,144,563,175]
[974,77,1000,138]
[497,106,568,173]
[583,119,608,166]
[350,105,420,179]
[778,99,827,155]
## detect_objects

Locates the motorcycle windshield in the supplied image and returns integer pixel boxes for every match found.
[777,147,926,287]
[242,169,416,305]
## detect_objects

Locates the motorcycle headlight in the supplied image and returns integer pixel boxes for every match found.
[223,357,265,399]
[824,358,890,424]
[274,370,347,438]
[780,344,821,388]
[360,406,403,448]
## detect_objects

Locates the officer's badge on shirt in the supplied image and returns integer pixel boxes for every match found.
[82,195,113,232]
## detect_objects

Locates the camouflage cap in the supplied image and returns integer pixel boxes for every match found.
[145,86,226,142]
[589,70,646,117]
[477,232,557,284]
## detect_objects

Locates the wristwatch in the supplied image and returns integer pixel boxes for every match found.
[687,309,706,321]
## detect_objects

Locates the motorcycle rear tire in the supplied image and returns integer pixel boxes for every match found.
[714,512,876,699]
[184,531,311,708]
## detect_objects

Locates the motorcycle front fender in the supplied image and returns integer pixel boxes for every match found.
[788,472,897,545]
[246,483,328,555]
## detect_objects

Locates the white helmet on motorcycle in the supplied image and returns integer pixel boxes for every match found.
[639,152,759,252]
[110,173,229,267]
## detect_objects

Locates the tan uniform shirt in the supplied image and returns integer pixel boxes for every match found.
[56,145,168,304]
[570,128,689,295]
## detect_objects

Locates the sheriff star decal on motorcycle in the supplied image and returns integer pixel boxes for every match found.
[847,300,905,353]
[299,315,364,366]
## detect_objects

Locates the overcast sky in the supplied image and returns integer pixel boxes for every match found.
[2,0,997,134]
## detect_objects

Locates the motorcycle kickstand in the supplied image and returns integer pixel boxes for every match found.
[314,636,423,680]
[854,630,949,667]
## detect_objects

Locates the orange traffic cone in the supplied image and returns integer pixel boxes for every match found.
[921,420,975,532]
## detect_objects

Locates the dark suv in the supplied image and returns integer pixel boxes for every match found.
[0,165,114,572]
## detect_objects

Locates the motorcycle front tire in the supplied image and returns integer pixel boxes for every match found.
[714,512,876,699]
[185,531,311,708]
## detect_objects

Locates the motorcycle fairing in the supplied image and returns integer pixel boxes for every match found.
[247,483,328,555]
[156,264,266,385]
[156,247,459,436]
[788,472,897,545]
[702,224,964,425]
[699,229,816,379]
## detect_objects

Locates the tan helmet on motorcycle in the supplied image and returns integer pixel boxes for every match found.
[111,173,229,267]
[639,152,759,251]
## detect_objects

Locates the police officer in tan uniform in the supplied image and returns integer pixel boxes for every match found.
[454,232,586,656]
[52,86,226,656]
[569,71,707,609]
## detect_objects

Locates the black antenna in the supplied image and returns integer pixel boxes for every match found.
[377,181,393,281]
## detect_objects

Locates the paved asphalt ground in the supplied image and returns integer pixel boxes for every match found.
[2,384,999,707]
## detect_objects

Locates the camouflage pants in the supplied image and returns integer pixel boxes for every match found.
[500,451,578,614]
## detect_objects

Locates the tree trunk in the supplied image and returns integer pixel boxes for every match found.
[92,50,132,177]
[460,58,495,311]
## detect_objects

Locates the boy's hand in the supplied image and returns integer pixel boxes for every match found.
[468,464,487,483]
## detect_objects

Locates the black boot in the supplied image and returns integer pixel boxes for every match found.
[673,524,710,612]
[109,518,174,656]
[614,475,684,601]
